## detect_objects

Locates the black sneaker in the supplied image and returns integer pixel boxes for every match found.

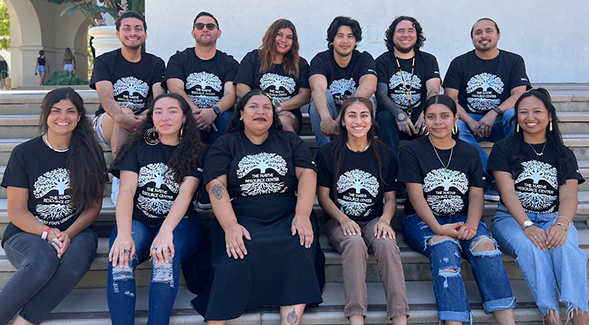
[197,190,212,210]
[484,184,500,202]
[396,188,408,204]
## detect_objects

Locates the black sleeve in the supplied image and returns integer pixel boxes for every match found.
[152,57,166,86]
[0,146,28,189]
[289,132,317,171]
[509,54,531,90]
[382,146,399,192]
[233,51,257,87]
[163,51,186,90]
[564,148,585,185]
[375,54,389,84]
[424,53,441,82]
[309,53,328,78]
[111,143,141,178]
[358,52,377,78]
[298,58,310,89]
[486,141,512,174]
[224,54,240,82]
[441,58,461,90]
[398,145,423,184]
[315,147,333,188]
[189,150,207,180]
[89,55,111,89]
[203,136,233,184]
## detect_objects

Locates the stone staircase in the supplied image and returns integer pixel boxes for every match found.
[0,85,588,324]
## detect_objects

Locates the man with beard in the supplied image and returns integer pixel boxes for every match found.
[90,11,165,204]
[375,16,441,159]
[443,18,530,201]
[164,11,238,145]
[309,16,377,147]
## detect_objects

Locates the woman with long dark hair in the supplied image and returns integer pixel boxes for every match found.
[234,19,310,133]
[316,97,409,324]
[192,89,323,324]
[489,88,588,325]
[0,87,107,325]
[62,47,76,73]
[399,95,515,324]
[106,93,207,325]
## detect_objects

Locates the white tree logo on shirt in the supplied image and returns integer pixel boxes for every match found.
[466,73,504,94]
[329,78,356,105]
[137,195,174,218]
[186,72,222,92]
[33,168,74,223]
[423,168,468,216]
[136,163,180,217]
[336,169,379,217]
[237,153,288,196]
[389,71,422,107]
[260,73,296,94]
[465,73,504,112]
[113,76,150,111]
[515,160,558,212]
[138,163,180,193]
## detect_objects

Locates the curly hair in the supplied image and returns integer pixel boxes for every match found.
[227,89,283,133]
[326,16,362,50]
[258,19,300,77]
[384,16,426,51]
[39,87,107,213]
[112,93,207,184]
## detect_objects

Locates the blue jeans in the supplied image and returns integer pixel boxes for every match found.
[201,110,232,145]
[309,89,340,148]
[403,213,515,323]
[457,109,515,181]
[376,110,421,160]
[107,218,204,325]
[491,205,588,317]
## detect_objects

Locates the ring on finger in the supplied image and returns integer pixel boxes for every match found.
[123,248,130,253]
[52,238,60,245]
[152,246,158,251]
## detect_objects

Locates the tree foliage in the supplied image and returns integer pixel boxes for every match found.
[0,1,10,50]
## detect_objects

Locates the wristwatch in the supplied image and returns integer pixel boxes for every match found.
[492,107,503,116]
[522,220,534,230]
[275,102,282,112]
[211,106,221,116]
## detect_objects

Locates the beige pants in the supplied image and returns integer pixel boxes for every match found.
[325,217,409,319]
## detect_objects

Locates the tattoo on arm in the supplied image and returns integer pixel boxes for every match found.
[211,184,224,200]
[287,308,298,325]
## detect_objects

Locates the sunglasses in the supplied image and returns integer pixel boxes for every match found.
[194,23,217,31]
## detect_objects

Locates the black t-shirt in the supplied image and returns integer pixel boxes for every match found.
[316,141,398,221]
[442,50,530,114]
[487,137,585,213]
[234,49,310,103]
[1,137,107,245]
[163,48,239,108]
[90,49,166,116]
[376,50,440,118]
[111,142,202,225]
[309,49,377,106]
[398,137,485,217]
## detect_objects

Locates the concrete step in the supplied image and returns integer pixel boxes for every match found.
[0,89,100,115]
[9,281,576,324]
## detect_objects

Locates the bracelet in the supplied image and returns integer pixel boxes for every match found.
[41,227,52,240]
[463,223,476,232]
[556,216,572,225]
[554,222,569,231]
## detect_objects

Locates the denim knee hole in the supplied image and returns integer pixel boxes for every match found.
[112,255,137,294]
[151,255,174,289]
[470,236,501,257]
[438,267,461,289]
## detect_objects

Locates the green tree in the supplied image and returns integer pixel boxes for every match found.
[0,1,9,50]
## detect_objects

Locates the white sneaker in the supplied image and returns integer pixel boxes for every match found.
[111,177,120,205]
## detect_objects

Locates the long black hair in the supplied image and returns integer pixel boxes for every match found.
[227,89,283,133]
[112,93,206,184]
[509,88,571,185]
[331,97,386,202]
[423,94,460,140]
[39,87,107,213]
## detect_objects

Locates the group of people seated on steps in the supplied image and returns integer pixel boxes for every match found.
[0,10,586,325]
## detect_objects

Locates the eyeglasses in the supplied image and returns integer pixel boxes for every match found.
[194,23,217,31]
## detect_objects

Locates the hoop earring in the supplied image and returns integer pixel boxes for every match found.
[144,126,160,146]
[516,124,520,133]
[549,120,553,132]
[179,124,184,140]
[452,124,458,135]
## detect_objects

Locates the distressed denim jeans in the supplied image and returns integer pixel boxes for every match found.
[403,213,515,323]
[107,218,204,325]
[491,205,588,318]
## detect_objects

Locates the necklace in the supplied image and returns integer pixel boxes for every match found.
[528,142,547,156]
[429,137,454,169]
[346,142,371,152]
[395,55,416,118]
[43,134,69,153]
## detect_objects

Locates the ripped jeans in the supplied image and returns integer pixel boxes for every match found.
[491,205,588,318]
[403,213,515,323]
[107,218,204,325]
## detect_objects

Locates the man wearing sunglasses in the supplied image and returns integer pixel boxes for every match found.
[164,11,238,145]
